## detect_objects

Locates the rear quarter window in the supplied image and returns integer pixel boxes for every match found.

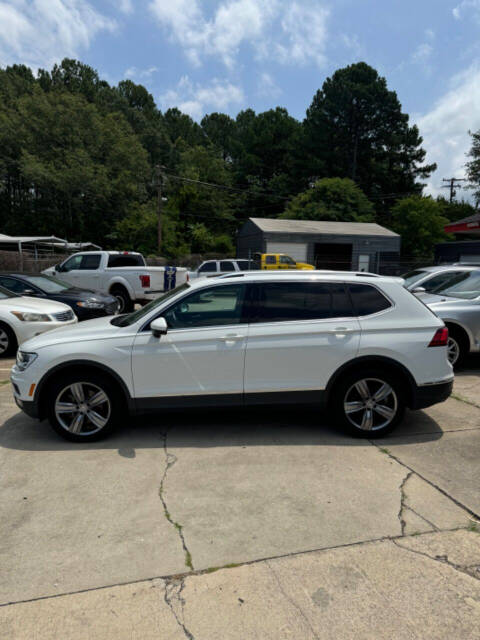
[348,284,391,316]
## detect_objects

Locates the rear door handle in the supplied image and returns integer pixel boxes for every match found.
[220,334,245,342]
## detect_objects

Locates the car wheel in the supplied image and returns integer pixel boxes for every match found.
[111,287,133,313]
[0,322,18,357]
[46,373,122,442]
[446,328,468,368]
[332,369,405,438]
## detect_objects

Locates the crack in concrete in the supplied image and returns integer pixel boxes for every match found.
[265,560,320,640]
[164,578,195,640]
[369,440,480,523]
[451,392,480,410]
[392,539,480,582]
[403,504,438,532]
[398,471,413,536]
[159,428,194,571]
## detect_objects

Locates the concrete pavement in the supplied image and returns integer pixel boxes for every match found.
[0,360,479,638]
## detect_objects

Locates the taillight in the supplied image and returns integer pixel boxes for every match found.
[428,327,449,347]
[186,272,190,282]
[140,275,150,288]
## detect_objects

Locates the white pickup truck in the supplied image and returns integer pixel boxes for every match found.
[43,251,187,312]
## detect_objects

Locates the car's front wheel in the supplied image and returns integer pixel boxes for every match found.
[46,373,122,441]
[0,322,17,357]
[332,369,405,437]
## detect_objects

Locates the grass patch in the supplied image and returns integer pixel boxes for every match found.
[379,447,390,455]
[468,521,479,533]
[0,379,10,386]
[185,551,193,570]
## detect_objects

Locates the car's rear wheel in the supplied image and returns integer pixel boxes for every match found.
[46,373,122,441]
[0,322,17,357]
[446,327,468,367]
[111,286,134,314]
[332,369,405,437]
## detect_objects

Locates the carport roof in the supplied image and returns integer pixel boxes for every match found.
[249,218,399,237]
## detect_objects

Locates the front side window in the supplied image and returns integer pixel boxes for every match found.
[265,255,276,265]
[252,282,354,323]
[280,255,295,265]
[163,284,246,329]
[402,270,426,288]
[62,255,83,272]
[0,277,33,295]
[434,271,480,299]
[422,271,463,293]
[80,255,101,270]
[198,262,217,273]
[0,285,16,299]
[220,261,235,271]
[349,284,391,316]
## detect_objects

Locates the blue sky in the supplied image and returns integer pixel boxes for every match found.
[1,1,480,199]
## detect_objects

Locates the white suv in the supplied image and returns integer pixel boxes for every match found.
[10,272,453,441]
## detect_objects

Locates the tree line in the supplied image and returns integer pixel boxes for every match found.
[0,59,478,259]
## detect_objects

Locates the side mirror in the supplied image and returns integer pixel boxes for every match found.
[55,263,64,272]
[23,289,36,296]
[151,317,168,338]
[411,286,426,294]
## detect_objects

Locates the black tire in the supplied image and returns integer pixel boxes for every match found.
[0,322,18,358]
[331,368,406,438]
[46,371,124,442]
[446,326,469,368]
[111,286,134,313]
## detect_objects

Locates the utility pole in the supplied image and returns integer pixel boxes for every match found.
[156,164,165,254]
[442,177,467,203]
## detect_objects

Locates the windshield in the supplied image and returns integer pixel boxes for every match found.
[111,282,191,327]
[0,285,17,299]
[23,274,71,293]
[434,271,480,299]
[401,270,427,287]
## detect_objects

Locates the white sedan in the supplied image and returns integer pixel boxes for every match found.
[0,285,77,357]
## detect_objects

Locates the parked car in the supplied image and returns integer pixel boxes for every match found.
[0,285,77,357]
[418,269,480,366]
[42,251,188,313]
[11,272,452,441]
[254,253,315,270]
[402,265,480,293]
[188,259,259,279]
[0,273,119,321]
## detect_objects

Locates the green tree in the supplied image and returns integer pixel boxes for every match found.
[465,129,480,205]
[281,177,375,222]
[389,196,450,257]
[304,63,436,210]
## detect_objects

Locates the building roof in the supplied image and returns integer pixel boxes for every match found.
[444,212,480,235]
[0,233,68,244]
[248,218,399,237]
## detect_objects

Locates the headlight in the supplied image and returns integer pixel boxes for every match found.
[16,351,38,371]
[11,311,51,322]
[76,299,105,309]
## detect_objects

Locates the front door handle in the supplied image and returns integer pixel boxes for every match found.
[220,334,245,342]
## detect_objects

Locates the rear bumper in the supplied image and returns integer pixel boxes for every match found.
[410,379,453,410]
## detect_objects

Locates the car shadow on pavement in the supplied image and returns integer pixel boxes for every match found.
[0,404,444,453]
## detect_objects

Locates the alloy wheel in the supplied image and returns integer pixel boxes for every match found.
[447,337,460,366]
[55,382,111,436]
[0,328,9,354]
[343,378,398,432]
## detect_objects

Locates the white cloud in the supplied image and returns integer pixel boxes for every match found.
[118,0,133,14]
[412,43,433,63]
[125,65,159,79]
[257,71,281,99]
[160,76,245,120]
[453,0,480,20]
[414,66,480,199]
[149,0,330,68]
[0,0,116,70]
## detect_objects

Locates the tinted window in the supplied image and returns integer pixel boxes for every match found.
[62,255,82,272]
[265,255,276,265]
[402,270,426,287]
[237,260,257,271]
[0,285,16,299]
[220,261,235,271]
[80,254,101,270]
[0,276,33,294]
[163,284,246,329]
[435,271,480,299]
[280,255,295,265]
[198,262,217,273]
[349,284,391,316]
[422,271,463,293]
[252,282,353,323]
[23,275,70,293]
[108,254,145,267]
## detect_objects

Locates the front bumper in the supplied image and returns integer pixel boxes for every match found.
[411,379,453,410]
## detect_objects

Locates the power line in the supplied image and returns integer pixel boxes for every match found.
[442,177,467,203]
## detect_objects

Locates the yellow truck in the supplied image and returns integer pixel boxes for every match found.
[254,253,315,270]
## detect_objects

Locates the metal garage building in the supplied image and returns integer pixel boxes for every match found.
[237,218,401,272]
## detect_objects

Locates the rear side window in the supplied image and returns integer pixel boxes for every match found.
[80,255,101,270]
[108,254,145,267]
[265,255,276,265]
[348,284,391,316]
[220,261,235,271]
[252,282,354,323]
[198,262,216,273]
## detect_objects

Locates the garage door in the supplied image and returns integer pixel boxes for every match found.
[266,242,308,263]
